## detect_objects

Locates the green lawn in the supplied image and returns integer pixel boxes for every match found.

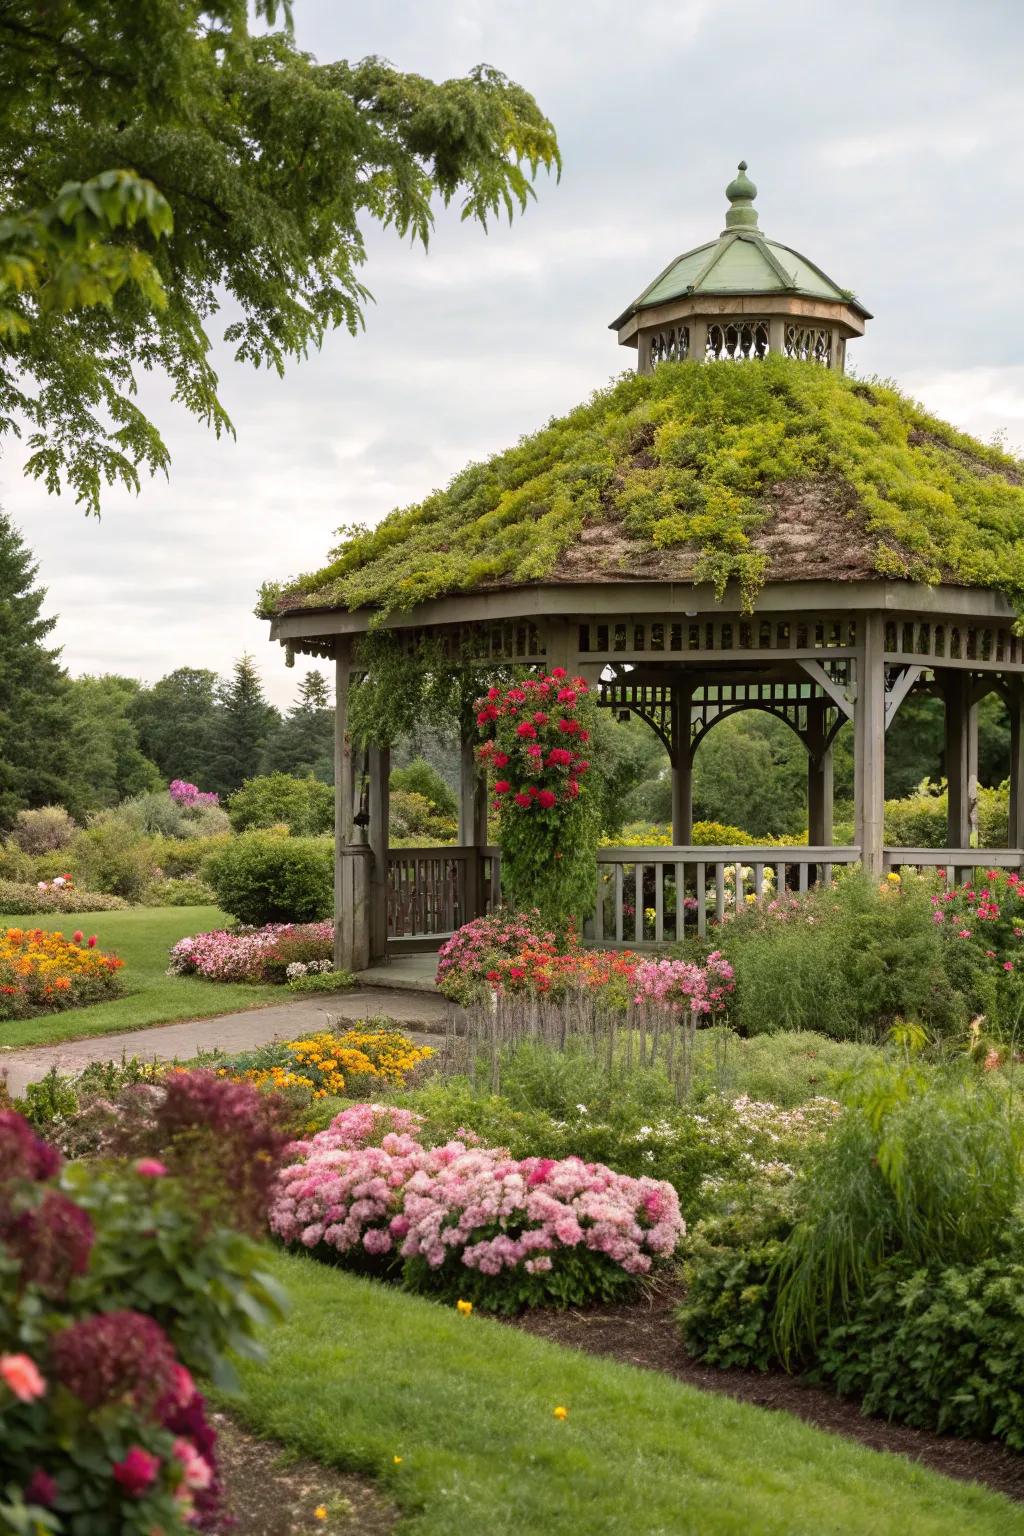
[0,906,281,1050]
[229,1251,1024,1536]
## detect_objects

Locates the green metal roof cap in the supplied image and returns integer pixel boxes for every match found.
[609,162,871,329]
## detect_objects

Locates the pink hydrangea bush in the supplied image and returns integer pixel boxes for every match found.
[270,1102,684,1311]
[168,920,333,983]
[168,779,219,808]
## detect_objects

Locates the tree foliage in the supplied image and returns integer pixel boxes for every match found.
[0,509,72,822]
[0,1,559,511]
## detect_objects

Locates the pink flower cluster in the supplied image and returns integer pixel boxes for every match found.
[168,779,219,807]
[435,909,552,1000]
[168,921,333,982]
[633,951,735,1014]
[269,1103,683,1294]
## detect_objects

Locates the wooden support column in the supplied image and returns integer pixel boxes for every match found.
[459,728,489,919]
[367,743,390,964]
[854,612,885,875]
[1009,683,1024,849]
[806,698,834,848]
[544,617,575,675]
[333,641,370,972]
[943,671,975,849]
[670,685,693,845]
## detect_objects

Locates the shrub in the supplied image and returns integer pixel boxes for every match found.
[816,1254,1024,1448]
[390,757,458,818]
[203,831,333,924]
[284,968,354,995]
[772,1056,1024,1361]
[679,1188,795,1371]
[389,787,457,845]
[110,788,232,842]
[167,920,334,983]
[0,1104,286,1533]
[716,873,976,1040]
[145,874,217,906]
[476,670,602,926]
[71,817,156,901]
[270,1102,683,1311]
[151,831,231,877]
[0,927,125,1020]
[11,804,77,854]
[227,772,333,836]
[0,878,129,914]
[884,780,1011,850]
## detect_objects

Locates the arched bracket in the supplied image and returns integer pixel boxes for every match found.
[884,664,924,731]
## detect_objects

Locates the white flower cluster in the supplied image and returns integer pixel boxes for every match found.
[285,959,335,979]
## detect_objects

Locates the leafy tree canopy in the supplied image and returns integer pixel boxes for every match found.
[0,0,559,512]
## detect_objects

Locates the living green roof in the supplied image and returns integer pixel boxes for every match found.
[609,163,870,330]
[264,356,1024,622]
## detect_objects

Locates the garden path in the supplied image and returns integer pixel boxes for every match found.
[1,987,447,1098]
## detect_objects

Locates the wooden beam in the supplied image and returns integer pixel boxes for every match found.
[943,671,975,850]
[884,664,924,730]
[854,613,886,875]
[795,658,854,718]
[1010,682,1024,849]
[367,743,390,964]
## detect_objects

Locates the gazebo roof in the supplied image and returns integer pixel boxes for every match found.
[264,358,1024,624]
[609,162,871,333]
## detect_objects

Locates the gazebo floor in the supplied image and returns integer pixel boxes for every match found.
[354,953,441,994]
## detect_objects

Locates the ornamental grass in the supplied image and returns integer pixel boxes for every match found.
[0,927,124,1020]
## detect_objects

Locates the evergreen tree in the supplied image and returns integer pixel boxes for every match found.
[209,655,279,796]
[63,675,162,814]
[262,670,334,782]
[130,667,220,786]
[0,510,73,824]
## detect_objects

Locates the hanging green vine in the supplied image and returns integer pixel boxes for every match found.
[347,632,515,747]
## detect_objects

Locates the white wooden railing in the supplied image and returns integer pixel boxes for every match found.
[884,847,1024,885]
[591,845,862,946]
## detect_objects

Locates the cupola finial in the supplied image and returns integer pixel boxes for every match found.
[724,160,759,233]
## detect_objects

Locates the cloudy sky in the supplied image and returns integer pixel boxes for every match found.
[3,0,1023,706]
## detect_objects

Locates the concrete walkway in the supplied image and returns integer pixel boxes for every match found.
[0,987,447,1099]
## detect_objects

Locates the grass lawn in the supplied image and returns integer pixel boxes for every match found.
[0,906,281,1050]
[230,1251,1024,1536]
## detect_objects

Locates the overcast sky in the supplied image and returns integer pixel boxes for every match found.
[3,0,1023,706]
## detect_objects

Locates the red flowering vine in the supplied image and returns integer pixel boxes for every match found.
[475,669,602,925]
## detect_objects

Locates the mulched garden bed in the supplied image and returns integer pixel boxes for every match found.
[505,1276,1024,1505]
[213,1413,398,1535]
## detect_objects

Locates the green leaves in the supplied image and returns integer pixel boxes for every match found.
[1,4,559,512]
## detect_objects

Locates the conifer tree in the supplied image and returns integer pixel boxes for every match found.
[262,670,334,782]
[0,510,73,823]
[209,654,279,795]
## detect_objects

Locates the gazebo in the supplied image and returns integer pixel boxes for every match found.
[265,163,1024,971]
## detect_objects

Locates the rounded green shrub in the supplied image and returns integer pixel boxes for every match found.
[228,772,333,836]
[203,831,333,924]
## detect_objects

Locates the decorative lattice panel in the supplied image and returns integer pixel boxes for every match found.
[577,614,858,661]
[784,324,832,365]
[646,326,689,367]
[706,319,770,360]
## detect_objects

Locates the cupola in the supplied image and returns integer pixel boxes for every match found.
[610,163,871,373]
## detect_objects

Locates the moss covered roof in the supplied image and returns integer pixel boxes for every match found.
[266,357,1024,621]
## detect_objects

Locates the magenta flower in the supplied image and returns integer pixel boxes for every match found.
[134,1157,168,1178]
[112,1446,160,1497]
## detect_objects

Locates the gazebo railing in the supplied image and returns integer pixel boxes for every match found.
[386,846,500,943]
[592,845,861,946]
[884,847,1024,885]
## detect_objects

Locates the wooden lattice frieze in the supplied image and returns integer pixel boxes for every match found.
[883,617,1024,672]
[577,613,858,661]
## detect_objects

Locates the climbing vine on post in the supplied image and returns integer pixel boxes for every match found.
[476,670,602,926]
